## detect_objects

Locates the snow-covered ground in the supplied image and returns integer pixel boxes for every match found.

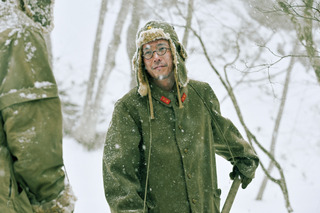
[53,1,320,212]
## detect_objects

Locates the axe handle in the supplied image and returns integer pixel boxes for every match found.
[221,176,241,213]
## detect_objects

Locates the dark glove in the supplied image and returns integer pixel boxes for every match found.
[229,166,252,189]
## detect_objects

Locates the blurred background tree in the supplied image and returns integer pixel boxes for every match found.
[55,1,320,211]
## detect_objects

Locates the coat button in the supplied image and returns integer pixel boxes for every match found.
[188,173,192,179]
[192,198,197,204]
[184,148,188,154]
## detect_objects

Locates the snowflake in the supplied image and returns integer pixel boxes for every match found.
[25,41,37,61]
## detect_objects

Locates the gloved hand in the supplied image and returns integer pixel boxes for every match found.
[229,166,252,189]
[32,184,76,213]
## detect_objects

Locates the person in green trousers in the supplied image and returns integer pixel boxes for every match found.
[0,1,76,212]
[103,20,259,213]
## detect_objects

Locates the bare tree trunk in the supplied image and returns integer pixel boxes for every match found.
[256,42,298,201]
[83,0,108,123]
[300,0,320,83]
[127,0,143,89]
[83,0,130,146]
[73,0,108,147]
[182,0,194,49]
[277,0,320,83]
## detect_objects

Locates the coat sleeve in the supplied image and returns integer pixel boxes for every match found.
[204,84,259,179]
[0,26,75,212]
[103,100,146,213]
[2,98,65,200]
[0,27,58,110]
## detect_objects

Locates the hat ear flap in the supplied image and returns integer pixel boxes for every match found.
[177,42,188,60]
[133,49,148,97]
[174,42,189,87]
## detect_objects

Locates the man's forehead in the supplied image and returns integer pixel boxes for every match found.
[143,39,169,49]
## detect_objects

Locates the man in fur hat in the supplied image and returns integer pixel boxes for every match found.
[103,20,259,213]
[0,0,75,212]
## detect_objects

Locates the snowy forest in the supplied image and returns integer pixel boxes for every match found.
[51,0,320,212]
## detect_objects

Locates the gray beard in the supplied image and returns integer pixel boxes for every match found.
[157,74,169,80]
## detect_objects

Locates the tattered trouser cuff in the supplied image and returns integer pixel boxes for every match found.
[32,185,77,213]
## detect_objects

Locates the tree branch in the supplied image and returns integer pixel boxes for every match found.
[188,25,293,213]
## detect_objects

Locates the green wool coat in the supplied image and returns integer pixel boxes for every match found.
[0,6,65,212]
[103,80,259,213]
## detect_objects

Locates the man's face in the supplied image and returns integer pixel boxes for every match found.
[142,39,173,81]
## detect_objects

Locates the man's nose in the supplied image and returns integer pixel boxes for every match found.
[153,52,161,61]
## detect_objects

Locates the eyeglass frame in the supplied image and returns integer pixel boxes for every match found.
[142,46,171,60]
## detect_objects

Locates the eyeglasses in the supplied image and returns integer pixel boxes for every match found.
[142,47,170,60]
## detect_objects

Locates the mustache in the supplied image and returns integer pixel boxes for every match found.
[152,62,168,69]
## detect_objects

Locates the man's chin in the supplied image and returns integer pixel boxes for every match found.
[155,73,173,80]
[158,75,168,80]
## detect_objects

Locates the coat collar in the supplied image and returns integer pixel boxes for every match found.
[149,81,188,107]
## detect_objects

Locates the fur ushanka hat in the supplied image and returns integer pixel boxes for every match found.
[1,0,54,32]
[22,0,55,32]
[132,20,189,118]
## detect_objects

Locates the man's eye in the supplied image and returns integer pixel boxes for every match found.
[158,47,166,52]
[144,51,152,56]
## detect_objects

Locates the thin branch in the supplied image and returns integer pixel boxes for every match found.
[256,42,298,203]
[256,44,318,67]
[253,2,320,22]
[188,25,293,213]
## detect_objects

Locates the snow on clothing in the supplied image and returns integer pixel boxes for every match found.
[0,2,75,212]
[103,80,259,213]
[103,21,259,213]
